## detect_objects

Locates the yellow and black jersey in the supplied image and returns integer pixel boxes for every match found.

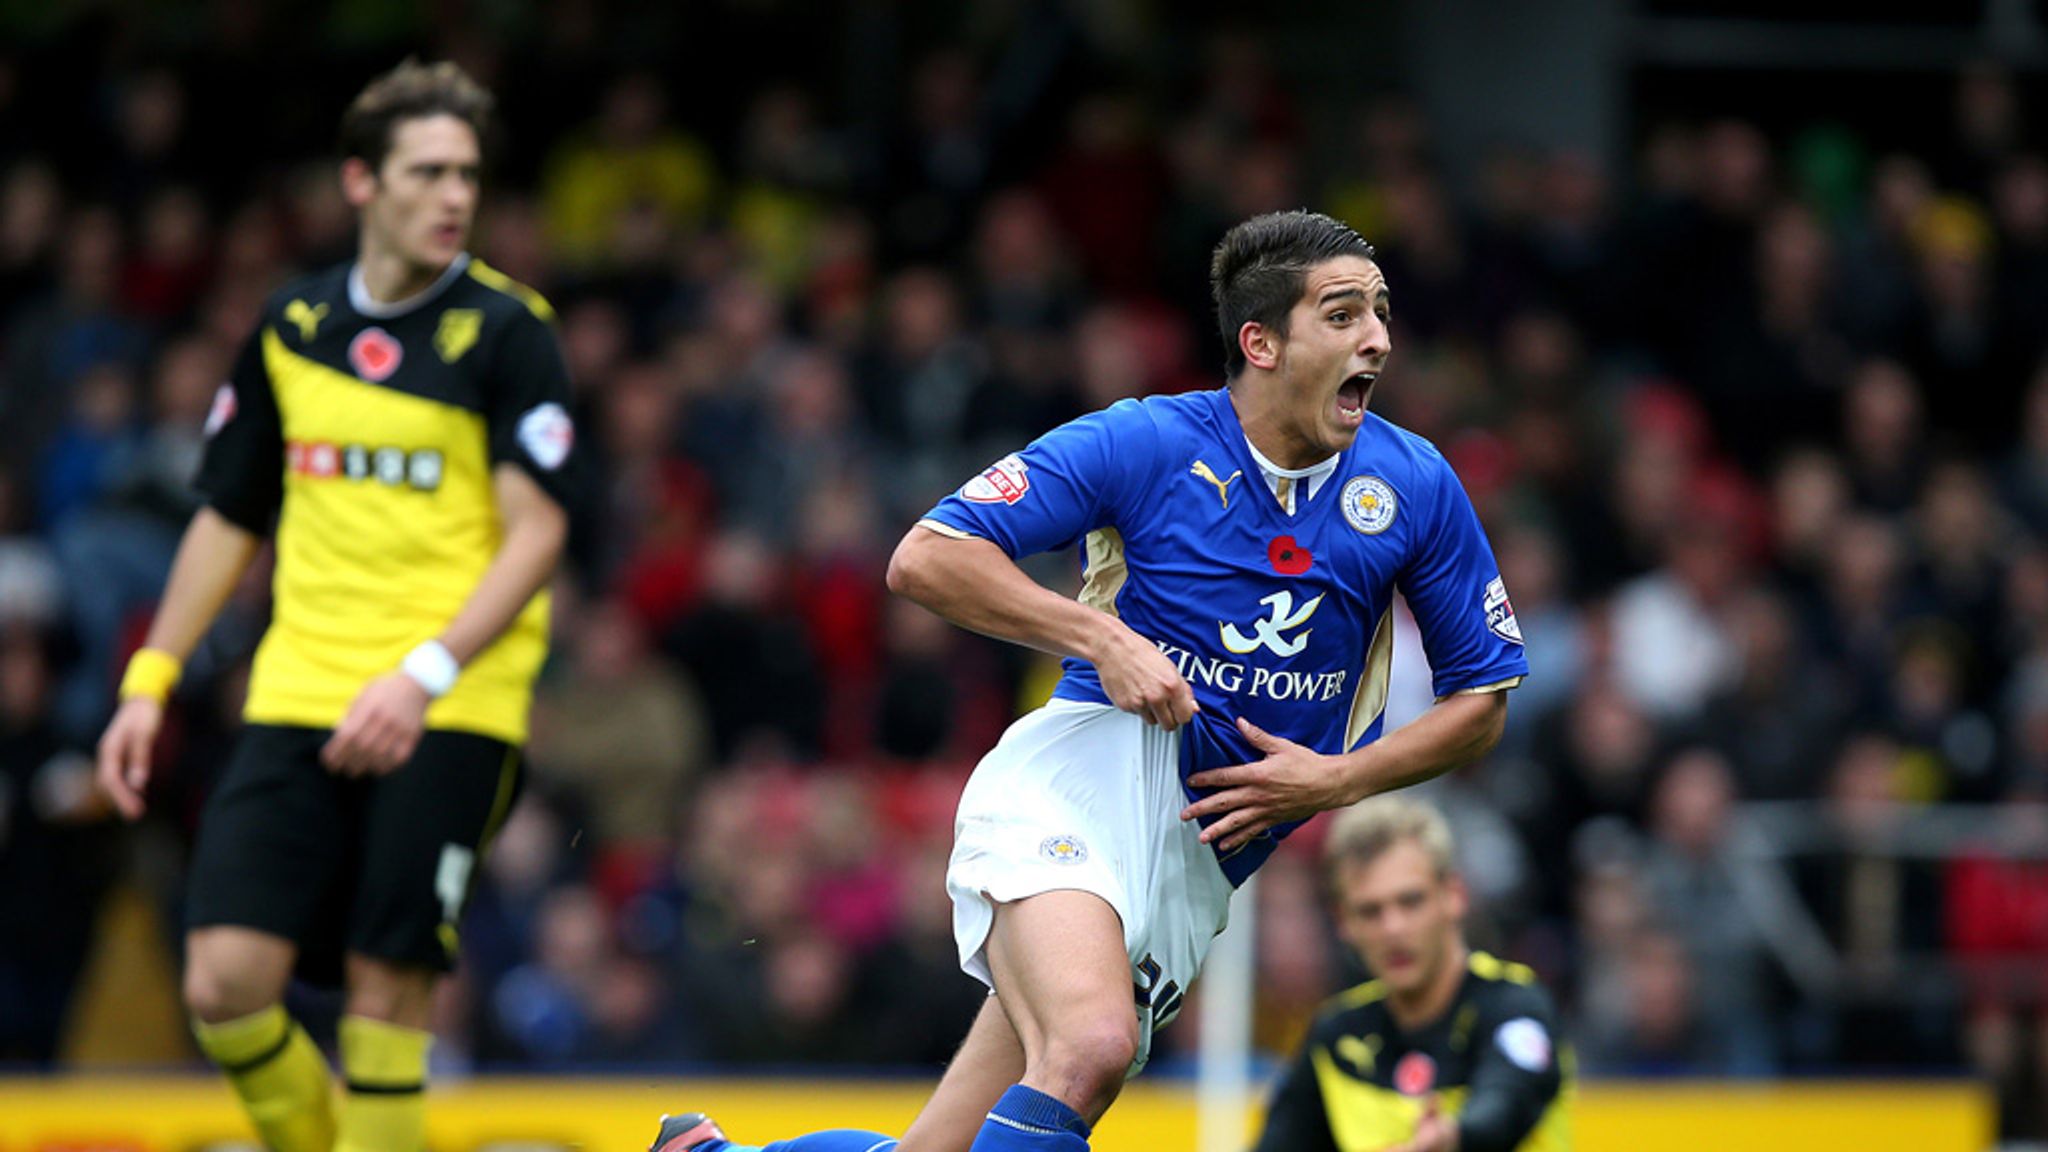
[1253,952,1574,1152]
[196,255,576,745]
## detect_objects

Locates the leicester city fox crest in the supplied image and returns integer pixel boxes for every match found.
[1039,834,1088,864]
[1342,475,1398,534]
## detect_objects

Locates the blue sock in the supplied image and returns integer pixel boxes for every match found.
[967,1085,1091,1152]
[761,1133,899,1152]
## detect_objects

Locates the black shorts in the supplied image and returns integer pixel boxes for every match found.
[186,724,522,984]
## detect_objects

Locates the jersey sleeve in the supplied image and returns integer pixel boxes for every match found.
[1456,984,1567,1152]
[482,307,579,508]
[193,323,284,534]
[920,399,1158,559]
[1249,1033,1341,1152]
[1397,451,1529,697]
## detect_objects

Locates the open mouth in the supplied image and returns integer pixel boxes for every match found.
[1336,372,1375,418]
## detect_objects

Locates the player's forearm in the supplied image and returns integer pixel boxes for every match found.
[139,506,264,661]
[887,525,1126,663]
[1331,690,1506,804]
[434,498,566,666]
[1446,1111,1509,1152]
[1449,1089,1549,1152]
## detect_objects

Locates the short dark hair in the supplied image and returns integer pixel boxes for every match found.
[339,58,494,173]
[1209,210,1376,379]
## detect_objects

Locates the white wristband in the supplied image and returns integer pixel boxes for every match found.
[401,640,460,699]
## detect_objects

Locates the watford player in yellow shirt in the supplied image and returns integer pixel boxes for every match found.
[96,60,575,1152]
[1253,798,1573,1152]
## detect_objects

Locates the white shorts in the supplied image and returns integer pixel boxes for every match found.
[947,699,1235,1072]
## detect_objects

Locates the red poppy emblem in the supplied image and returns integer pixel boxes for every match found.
[1394,1051,1436,1096]
[1268,535,1313,575]
[349,328,403,381]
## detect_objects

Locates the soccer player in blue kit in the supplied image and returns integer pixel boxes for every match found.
[653,210,1527,1152]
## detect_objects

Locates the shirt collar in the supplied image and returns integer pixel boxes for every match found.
[348,253,471,319]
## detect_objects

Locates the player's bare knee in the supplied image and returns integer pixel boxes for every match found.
[1038,1021,1138,1107]
[181,966,229,1022]
[342,982,434,1026]
[343,955,437,1026]
[182,959,272,1024]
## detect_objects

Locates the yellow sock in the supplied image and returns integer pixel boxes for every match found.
[191,1005,336,1152]
[337,1015,432,1152]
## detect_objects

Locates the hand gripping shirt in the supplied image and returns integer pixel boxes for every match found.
[922,388,1527,885]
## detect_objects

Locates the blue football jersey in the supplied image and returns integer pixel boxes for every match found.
[923,388,1527,883]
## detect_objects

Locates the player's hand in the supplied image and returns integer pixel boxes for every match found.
[1180,717,1345,852]
[1382,1095,1460,1152]
[322,672,430,777]
[1093,624,1198,730]
[97,696,164,821]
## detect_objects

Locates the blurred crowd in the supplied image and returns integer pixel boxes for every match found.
[3,0,2048,1136]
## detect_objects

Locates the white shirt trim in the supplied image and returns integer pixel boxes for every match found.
[1441,675,1525,699]
[916,517,978,541]
[348,253,472,319]
[1244,438,1341,513]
